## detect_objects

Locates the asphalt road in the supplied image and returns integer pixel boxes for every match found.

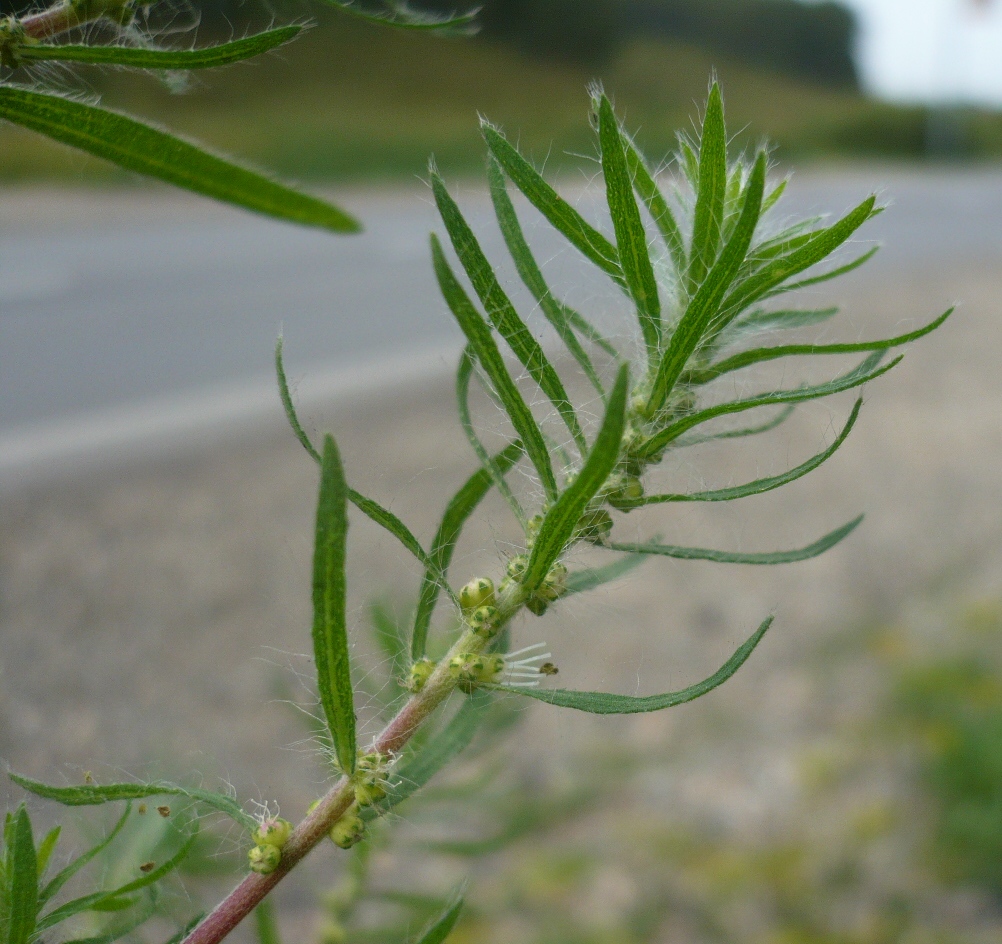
[1,168,1000,459]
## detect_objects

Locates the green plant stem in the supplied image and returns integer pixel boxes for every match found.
[182,620,509,944]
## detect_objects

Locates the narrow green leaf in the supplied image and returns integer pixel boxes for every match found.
[411,881,467,944]
[523,365,629,594]
[722,305,840,341]
[277,338,443,578]
[253,900,281,944]
[35,826,61,877]
[346,488,439,578]
[38,829,198,932]
[597,94,661,360]
[487,155,608,398]
[675,404,795,447]
[721,196,878,318]
[456,349,525,524]
[432,235,557,500]
[0,88,359,233]
[629,400,860,506]
[7,807,38,944]
[640,351,899,457]
[482,122,623,284]
[275,336,321,463]
[564,552,647,595]
[432,172,585,452]
[412,441,524,659]
[320,0,478,34]
[678,136,699,188]
[687,83,727,293]
[608,515,863,565]
[312,434,357,775]
[39,806,132,905]
[364,691,493,819]
[623,134,686,275]
[501,615,772,713]
[19,27,302,68]
[694,308,953,384]
[760,176,788,215]
[9,776,254,831]
[649,150,766,413]
[766,245,880,297]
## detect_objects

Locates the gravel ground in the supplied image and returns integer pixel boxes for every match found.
[2,180,1001,941]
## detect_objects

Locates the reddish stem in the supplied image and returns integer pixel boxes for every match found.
[182,651,465,944]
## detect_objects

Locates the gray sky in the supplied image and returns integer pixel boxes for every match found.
[840,0,1002,105]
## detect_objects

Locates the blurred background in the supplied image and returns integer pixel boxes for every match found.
[2,2,1002,943]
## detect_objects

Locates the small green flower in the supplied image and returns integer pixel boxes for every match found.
[252,817,292,849]
[329,809,365,849]
[406,657,436,692]
[459,576,496,613]
[468,604,499,636]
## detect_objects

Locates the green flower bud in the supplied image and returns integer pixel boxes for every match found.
[329,810,365,849]
[459,577,496,613]
[481,654,505,683]
[252,817,292,849]
[469,604,498,635]
[248,844,281,874]
[506,554,529,580]
[525,514,545,546]
[406,658,436,693]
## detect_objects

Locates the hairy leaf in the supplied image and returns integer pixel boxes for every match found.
[487,155,608,396]
[0,88,359,233]
[501,616,772,712]
[767,245,880,297]
[433,235,556,499]
[623,134,686,274]
[432,171,585,451]
[694,308,952,383]
[720,196,878,318]
[649,149,766,412]
[19,27,302,68]
[687,83,727,293]
[675,404,795,447]
[6,807,38,944]
[312,434,356,775]
[597,94,661,360]
[523,365,629,594]
[9,776,255,831]
[640,351,898,456]
[608,516,863,565]
[629,400,860,506]
[276,338,443,578]
[482,122,623,284]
